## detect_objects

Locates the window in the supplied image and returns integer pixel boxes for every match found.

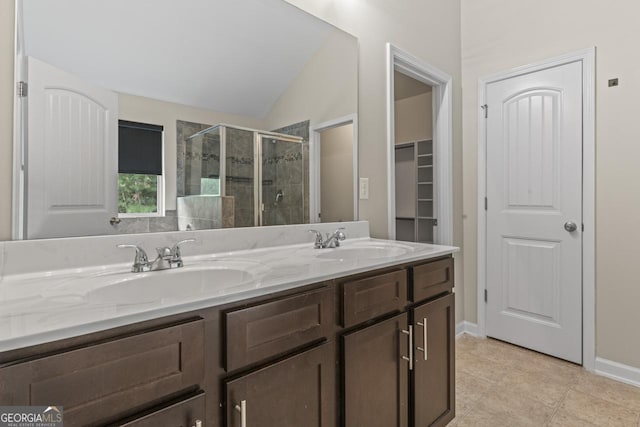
[118,120,164,216]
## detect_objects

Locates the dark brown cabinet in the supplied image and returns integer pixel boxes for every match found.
[0,256,455,427]
[341,260,455,427]
[225,342,335,427]
[343,312,409,427]
[0,319,204,427]
[412,294,455,427]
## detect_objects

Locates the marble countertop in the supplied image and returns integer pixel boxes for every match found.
[0,234,457,353]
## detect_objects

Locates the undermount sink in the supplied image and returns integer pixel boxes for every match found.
[316,242,414,261]
[85,262,264,304]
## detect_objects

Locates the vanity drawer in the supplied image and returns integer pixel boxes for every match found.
[225,287,333,372]
[0,319,204,427]
[341,269,407,328]
[116,392,205,427]
[411,257,454,303]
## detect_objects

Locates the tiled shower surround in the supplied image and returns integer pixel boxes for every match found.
[271,120,310,224]
[176,120,311,228]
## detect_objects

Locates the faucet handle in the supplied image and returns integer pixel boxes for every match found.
[117,244,149,272]
[333,227,346,247]
[308,229,324,248]
[171,239,196,258]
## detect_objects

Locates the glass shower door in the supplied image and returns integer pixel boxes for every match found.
[260,135,304,226]
[224,126,256,227]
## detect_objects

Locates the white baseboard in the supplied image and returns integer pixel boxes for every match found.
[594,357,640,388]
[455,321,479,337]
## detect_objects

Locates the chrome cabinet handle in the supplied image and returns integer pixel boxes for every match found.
[235,400,246,427]
[401,325,413,370]
[564,221,578,232]
[416,318,428,361]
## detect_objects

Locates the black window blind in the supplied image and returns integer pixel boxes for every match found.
[118,120,163,175]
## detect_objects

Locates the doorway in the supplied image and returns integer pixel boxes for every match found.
[386,44,453,245]
[393,73,435,243]
[477,49,596,368]
[311,115,358,223]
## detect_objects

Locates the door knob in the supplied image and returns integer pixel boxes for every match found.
[110,217,121,225]
[564,222,578,232]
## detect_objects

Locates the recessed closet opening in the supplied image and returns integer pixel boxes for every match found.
[393,72,435,243]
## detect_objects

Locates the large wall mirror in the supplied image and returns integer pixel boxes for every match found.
[12,0,358,239]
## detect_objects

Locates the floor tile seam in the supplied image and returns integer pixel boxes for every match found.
[569,383,640,415]
[457,366,504,385]
[564,388,640,426]
[545,387,573,426]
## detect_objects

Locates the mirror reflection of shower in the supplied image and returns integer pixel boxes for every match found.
[274,190,284,206]
[180,124,305,229]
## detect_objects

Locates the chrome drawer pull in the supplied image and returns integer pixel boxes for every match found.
[235,400,247,427]
[401,325,413,370]
[416,318,428,360]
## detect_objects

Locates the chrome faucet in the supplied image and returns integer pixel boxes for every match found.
[117,239,195,273]
[308,228,346,249]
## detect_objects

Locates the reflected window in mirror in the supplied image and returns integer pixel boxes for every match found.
[118,120,165,217]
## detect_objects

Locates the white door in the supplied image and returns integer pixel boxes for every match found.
[26,57,119,239]
[485,61,583,363]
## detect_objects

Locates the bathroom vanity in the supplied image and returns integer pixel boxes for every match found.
[0,223,457,427]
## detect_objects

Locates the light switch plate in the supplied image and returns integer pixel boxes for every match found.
[359,178,369,200]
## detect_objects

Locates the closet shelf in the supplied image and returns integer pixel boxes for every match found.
[417,181,433,185]
[417,165,433,169]
[418,199,433,202]
[417,154,433,158]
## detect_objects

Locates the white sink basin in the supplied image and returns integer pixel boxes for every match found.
[316,242,414,261]
[85,262,264,304]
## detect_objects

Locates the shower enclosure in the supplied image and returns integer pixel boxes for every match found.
[184,124,305,228]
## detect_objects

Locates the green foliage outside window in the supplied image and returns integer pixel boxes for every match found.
[118,173,159,214]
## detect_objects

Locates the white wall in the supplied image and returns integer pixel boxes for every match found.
[286,0,464,323]
[0,1,14,241]
[395,92,433,144]
[264,29,357,130]
[461,0,640,369]
[320,124,354,222]
[119,94,264,211]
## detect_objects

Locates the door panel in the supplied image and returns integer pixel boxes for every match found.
[413,294,455,427]
[342,312,409,427]
[485,60,583,363]
[27,56,118,238]
[225,343,334,427]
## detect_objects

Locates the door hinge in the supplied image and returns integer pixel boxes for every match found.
[481,104,488,118]
[484,197,488,211]
[582,223,584,232]
[484,289,488,303]
[433,218,438,226]
[17,81,28,97]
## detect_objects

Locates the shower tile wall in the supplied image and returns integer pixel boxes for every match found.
[177,120,213,197]
[115,210,179,234]
[262,142,304,226]
[177,196,234,230]
[272,120,310,224]
[225,128,255,228]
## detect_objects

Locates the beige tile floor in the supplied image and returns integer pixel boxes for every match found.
[452,335,640,427]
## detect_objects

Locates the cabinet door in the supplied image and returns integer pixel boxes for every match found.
[412,294,455,427]
[343,313,409,427]
[225,343,335,427]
